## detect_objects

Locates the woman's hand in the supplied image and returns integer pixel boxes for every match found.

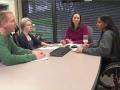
[60,40,66,45]
[65,39,73,44]
[41,42,50,46]
[82,43,89,49]
[75,47,83,53]
[60,39,73,45]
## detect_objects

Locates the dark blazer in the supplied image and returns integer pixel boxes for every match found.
[18,32,41,50]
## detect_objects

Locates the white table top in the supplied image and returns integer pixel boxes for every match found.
[0,45,101,90]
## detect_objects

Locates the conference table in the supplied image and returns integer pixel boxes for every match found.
[0,44,101,90]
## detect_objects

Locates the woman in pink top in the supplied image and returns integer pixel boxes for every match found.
[61,11,92,44]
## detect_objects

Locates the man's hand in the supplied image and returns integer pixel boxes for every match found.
[32,49,46,59]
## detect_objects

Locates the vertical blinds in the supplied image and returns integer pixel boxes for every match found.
[22,1,120,43]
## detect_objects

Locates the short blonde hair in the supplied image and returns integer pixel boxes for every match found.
[20,17,32,29]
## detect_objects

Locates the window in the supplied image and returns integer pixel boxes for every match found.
[22,0,53,42]
[22,0,120,43]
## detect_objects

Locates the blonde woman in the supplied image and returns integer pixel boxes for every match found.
[18,17,48,50]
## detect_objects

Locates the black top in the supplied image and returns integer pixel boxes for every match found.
[18,32,41,50]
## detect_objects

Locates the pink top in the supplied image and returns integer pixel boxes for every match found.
[64,24,92,44]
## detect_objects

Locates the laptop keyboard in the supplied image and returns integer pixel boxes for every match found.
[50,45,71,57]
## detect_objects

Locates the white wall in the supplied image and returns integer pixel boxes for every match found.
[0,0,16,15]
[0,0,22,24]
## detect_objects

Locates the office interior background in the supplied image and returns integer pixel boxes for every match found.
[0,0,120,43]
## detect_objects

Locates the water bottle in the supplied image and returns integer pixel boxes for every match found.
[32,24,36,31]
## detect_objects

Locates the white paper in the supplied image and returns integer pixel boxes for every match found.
[39,44,62,50]
[39,57,48,61]
[39,47,59,50]
[65,44,81,48]
[72,48,77,52]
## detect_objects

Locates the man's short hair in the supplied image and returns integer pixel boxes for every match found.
[0,10,12,23]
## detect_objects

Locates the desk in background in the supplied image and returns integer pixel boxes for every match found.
[0,45,101,90]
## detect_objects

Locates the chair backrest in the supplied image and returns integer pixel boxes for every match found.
[12,33,19,46]
[87,25,94,43]
[12,25,20,46]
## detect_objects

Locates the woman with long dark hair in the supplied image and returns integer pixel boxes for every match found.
[75,15,120,69]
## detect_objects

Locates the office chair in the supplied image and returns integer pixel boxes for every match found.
[99,62,120,90]
[12,25,20,46]
[87,25,94,43]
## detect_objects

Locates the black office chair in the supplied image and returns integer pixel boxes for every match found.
[99,62,120,90]
[12,25,20,46]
